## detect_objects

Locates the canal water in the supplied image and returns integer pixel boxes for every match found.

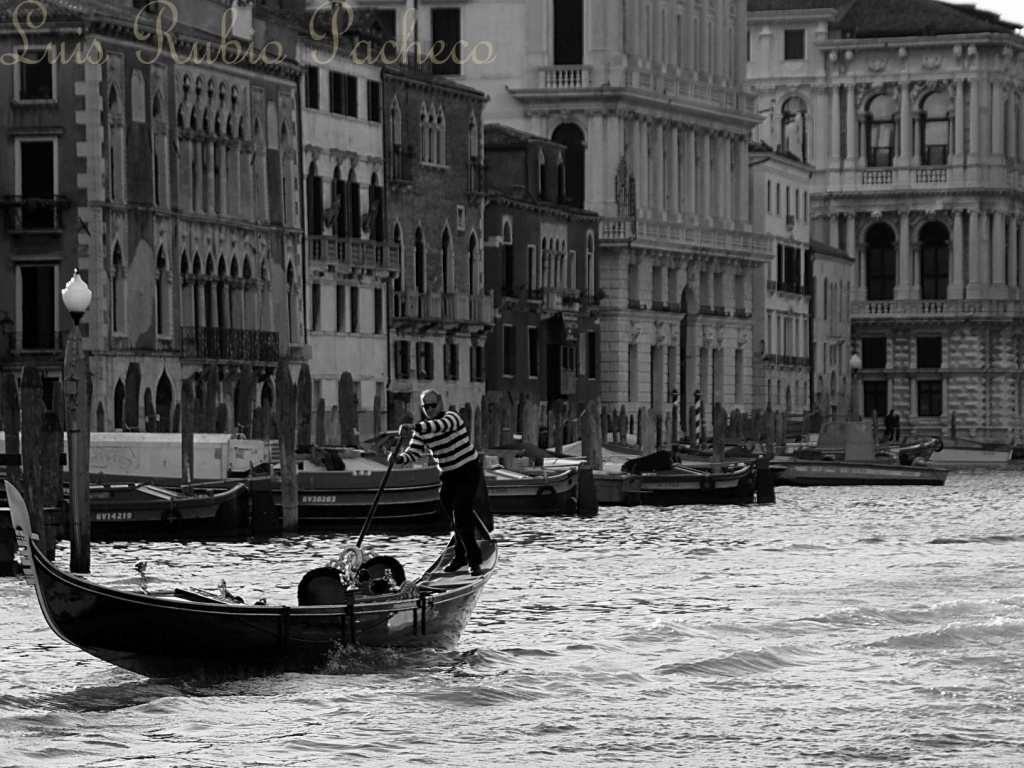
[3,466,1024,767]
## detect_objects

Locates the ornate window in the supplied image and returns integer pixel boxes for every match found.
[920,91,951,166]
[866,94,897,168]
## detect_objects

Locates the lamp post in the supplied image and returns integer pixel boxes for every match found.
[62,270,92,573]
[849,352,862,422]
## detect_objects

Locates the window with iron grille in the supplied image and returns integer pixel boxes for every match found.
[444,342,459,380]
[918,380,942,417]
[394,340,410,379]
[503,325,516,377]
[416,341,434,379]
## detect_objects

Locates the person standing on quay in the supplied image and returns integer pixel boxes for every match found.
[392,389,484,575]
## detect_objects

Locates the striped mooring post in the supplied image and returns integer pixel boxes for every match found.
[693,388,704,445]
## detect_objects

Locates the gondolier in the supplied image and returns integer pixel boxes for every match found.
[393,390,484,575]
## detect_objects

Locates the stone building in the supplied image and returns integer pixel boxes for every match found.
[749,0,1024,444]
[0,0,305,436]
[300,15,398,439]
[354,0,773,435]
[482,124,601,439]
[382,64,492,425]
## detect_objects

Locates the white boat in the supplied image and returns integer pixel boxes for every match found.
[931,440,1013,466]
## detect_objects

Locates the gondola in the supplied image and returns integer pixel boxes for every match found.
[5,480,496,679]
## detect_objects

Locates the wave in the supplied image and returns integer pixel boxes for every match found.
[867,616,1024,650]
[656,644,831,677]
[929,534,1024,545]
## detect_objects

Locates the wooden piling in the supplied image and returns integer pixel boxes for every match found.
[20,367,53,558]
[276,362,298,531]
[296,364,312,450]
[181,379,195,485]
[338,371,357,447]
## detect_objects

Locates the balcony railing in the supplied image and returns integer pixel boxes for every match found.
[308,236,399,273]
[2,195,69,232]
[182,327,280,362]
[861,170,893,185]
[538,65,593,89]
[392,291,495,326]
[600,216,773,256]
[853,298,1024,320]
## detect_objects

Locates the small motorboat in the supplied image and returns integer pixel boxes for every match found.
[87,481,248,540]
[592,450,758,506]
[5,480,497,679]
[483,464,588,515]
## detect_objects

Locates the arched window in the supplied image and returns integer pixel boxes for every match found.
[390,97,403,177]
[441,227,453,293]
[552,123,586,207]
[114,379,125,430]
[393,223,404,293]
[348,168,360,238]
[920,91,951,166]
[468,233,481,295]
[307,161,323,234]
[333,166,346,236]
[781,96,807,162]
[865,223,896,300]
[415,227,426,292]
[155,248,168,336]
[866,94,897,168]
[538,151,547,200]
[112,244,125,334]
[370,173,384,241]
[502,221,514,294]
[435,108,446,165]
[586,231,596,294]
[919,222,950,300]
[419,103,430,162]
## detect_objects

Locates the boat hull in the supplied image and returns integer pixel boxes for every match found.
[622,462,757,505]
[88,483,248,541]
[773,460,948,486]
[484,467,580,515]
[931,447,1013,466]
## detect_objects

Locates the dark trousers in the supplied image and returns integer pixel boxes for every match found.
[440,459,482,566]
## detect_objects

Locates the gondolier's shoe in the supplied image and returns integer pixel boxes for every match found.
[469,564,482,576]
[444,557,468,573]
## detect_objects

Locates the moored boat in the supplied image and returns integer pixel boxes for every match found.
[484,464,587,515]
[5,480,497,679]
[771,456,948,486]
[87,481,248,541]
[929,439,1013,466]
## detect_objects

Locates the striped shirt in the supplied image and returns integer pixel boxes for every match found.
[394,410,478,474]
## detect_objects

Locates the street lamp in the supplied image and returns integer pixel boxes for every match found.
[849,352,862,422]
[62,269,92,573]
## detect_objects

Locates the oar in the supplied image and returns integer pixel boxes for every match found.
[356,428,407,548]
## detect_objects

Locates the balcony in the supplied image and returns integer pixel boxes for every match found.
[538,65,593,89]
[853,298,1024,323]
[599,216,773,258]
[308,236,399,274]
[392,291,495,329]
[182,327,280,362]
[2,195,70,233]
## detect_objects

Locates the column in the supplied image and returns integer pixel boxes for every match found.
[969,79,981,158]
[654,121,665,213]
[954,79,966,158]
[966,209,982,298]
[829,215,840,247]
[737,139,749,222]
[899,81,912,164]
[702,132,713,217]
[813,85,829,163]
[668,123,679,214]
[980,211,992,286]
[686,128,697,215]
[1008,93,1018,164]
[845,84,858,164]
[847,215,863,300]
[950,209,965,299]
[992,211,1007,296]
[638,117,649,211]
[897,212,912,300]
[911,245,922,299]
[830,85,842,165]
[1007,215,1018,294]
[993,83,1006,158]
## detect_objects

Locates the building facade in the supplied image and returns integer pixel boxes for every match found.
[300,20,398,439]
[0,0,305,437]
[749,0,1024,444]
[382,65,492,425]
[482,124,601,439]
[356,0,774,432]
